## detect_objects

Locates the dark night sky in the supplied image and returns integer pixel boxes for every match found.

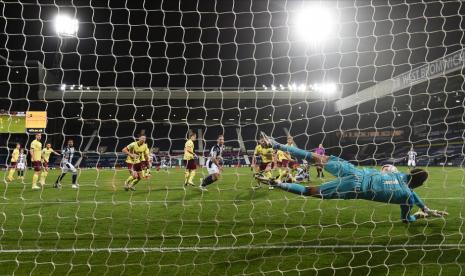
[1,0,464,96]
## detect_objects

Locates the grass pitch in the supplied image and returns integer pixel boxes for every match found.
[1,166,464,275]
[0,115,26,133]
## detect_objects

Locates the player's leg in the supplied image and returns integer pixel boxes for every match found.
[124,163,134,188]
[31,162,42,190]
[40,163,48,186]
[412,160,416,169]
[68,163,78,188]
[186,160,196,186]
[270,175,360,199]
[54,163,68,188]
[200,163,220,191]
[126,163,142,191]
[7,162,16,181]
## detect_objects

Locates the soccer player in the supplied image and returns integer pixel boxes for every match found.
[54,139,79,189]
[183,132,197,187]
[160,157,169,172]
[258,132,448,223]
[40,143,60,186]
[199,134,225,191]
[252,137,275,190]
[16,148,27,181]
[407,147,417,169]
[6,143,20,181]
[314,144,325,178]
[276,145,293,182]
[30,134,43,190]
[140,147,151,179]
[122,135,149,191]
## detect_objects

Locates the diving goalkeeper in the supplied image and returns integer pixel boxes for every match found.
[258,132,448,223]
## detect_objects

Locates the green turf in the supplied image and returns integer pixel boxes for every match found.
[1,166,464,275]
[0,115,26,133]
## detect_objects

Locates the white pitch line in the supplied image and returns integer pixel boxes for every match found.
[1,244,464,254]
[0,197,463,205]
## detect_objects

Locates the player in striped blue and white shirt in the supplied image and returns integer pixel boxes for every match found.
[199,135,225,191]
[407,147,417,169]
[54,139,79,189]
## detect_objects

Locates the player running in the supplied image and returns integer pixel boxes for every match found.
[16,148,27,181]
[40,143,60,186]
[54,139,79,189]
[6,143,20,182]
[199,134,225,191]
[252,137,276,190]
[257,132,448,223]
[407,147,417,169]
[30,134,43,190]
[122,135,149,191]
[183,132,197,187]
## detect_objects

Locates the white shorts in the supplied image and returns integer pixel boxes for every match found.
[61,162,77,173]
[408,160,416,167]
[16,163,26,170]
[206,160,220,175]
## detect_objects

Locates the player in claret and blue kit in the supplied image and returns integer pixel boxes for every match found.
[257,132,448,223]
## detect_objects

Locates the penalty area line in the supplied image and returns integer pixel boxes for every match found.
[1,244,464,253]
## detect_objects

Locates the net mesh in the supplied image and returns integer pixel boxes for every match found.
[0,0,464,275]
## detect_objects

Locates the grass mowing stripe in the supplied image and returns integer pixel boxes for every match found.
[2,243,465,253]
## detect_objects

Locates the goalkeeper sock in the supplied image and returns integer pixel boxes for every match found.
[40,171,48,185]
[72,174,77,184]
[188,170,196,184]
[32,173,39,188]
[276,182,309,196]
[201,175,215,187]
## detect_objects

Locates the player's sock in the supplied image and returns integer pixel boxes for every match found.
[188,170,196,184]
[184,171,190,184]
[130,177,140,187]
[278,169,287,180]
[273,144,313,162]
[276,182,309,195]
[264,170,273,179]
[32,173,39,188]
[201,175,215,187]
[125,175,134,185]
[55,173,66,183]
[72,174,77,184]
[40,171,48,185]
[7,168,15,180]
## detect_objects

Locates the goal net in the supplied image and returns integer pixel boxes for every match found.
[1,0,464,274]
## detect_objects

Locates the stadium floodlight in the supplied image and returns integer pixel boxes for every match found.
[54,15,79,37]
[312,82,337,94]
[295,5,335,43]
[279,84,285,90]
[271,84,277,91]
[60,84,66,91]
[298,84,306,92]
[262,84,267,90]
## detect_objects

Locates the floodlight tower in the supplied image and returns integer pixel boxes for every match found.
[52,14,79,85]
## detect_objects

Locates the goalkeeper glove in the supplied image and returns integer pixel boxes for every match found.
[414,208,449,219]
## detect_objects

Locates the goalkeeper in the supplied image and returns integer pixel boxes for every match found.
[258,132,448,223]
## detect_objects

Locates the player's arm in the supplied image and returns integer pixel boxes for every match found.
[30,144,35,161]
[53,149,60,156]
[122,145,137,159]
[411,191,448,219]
